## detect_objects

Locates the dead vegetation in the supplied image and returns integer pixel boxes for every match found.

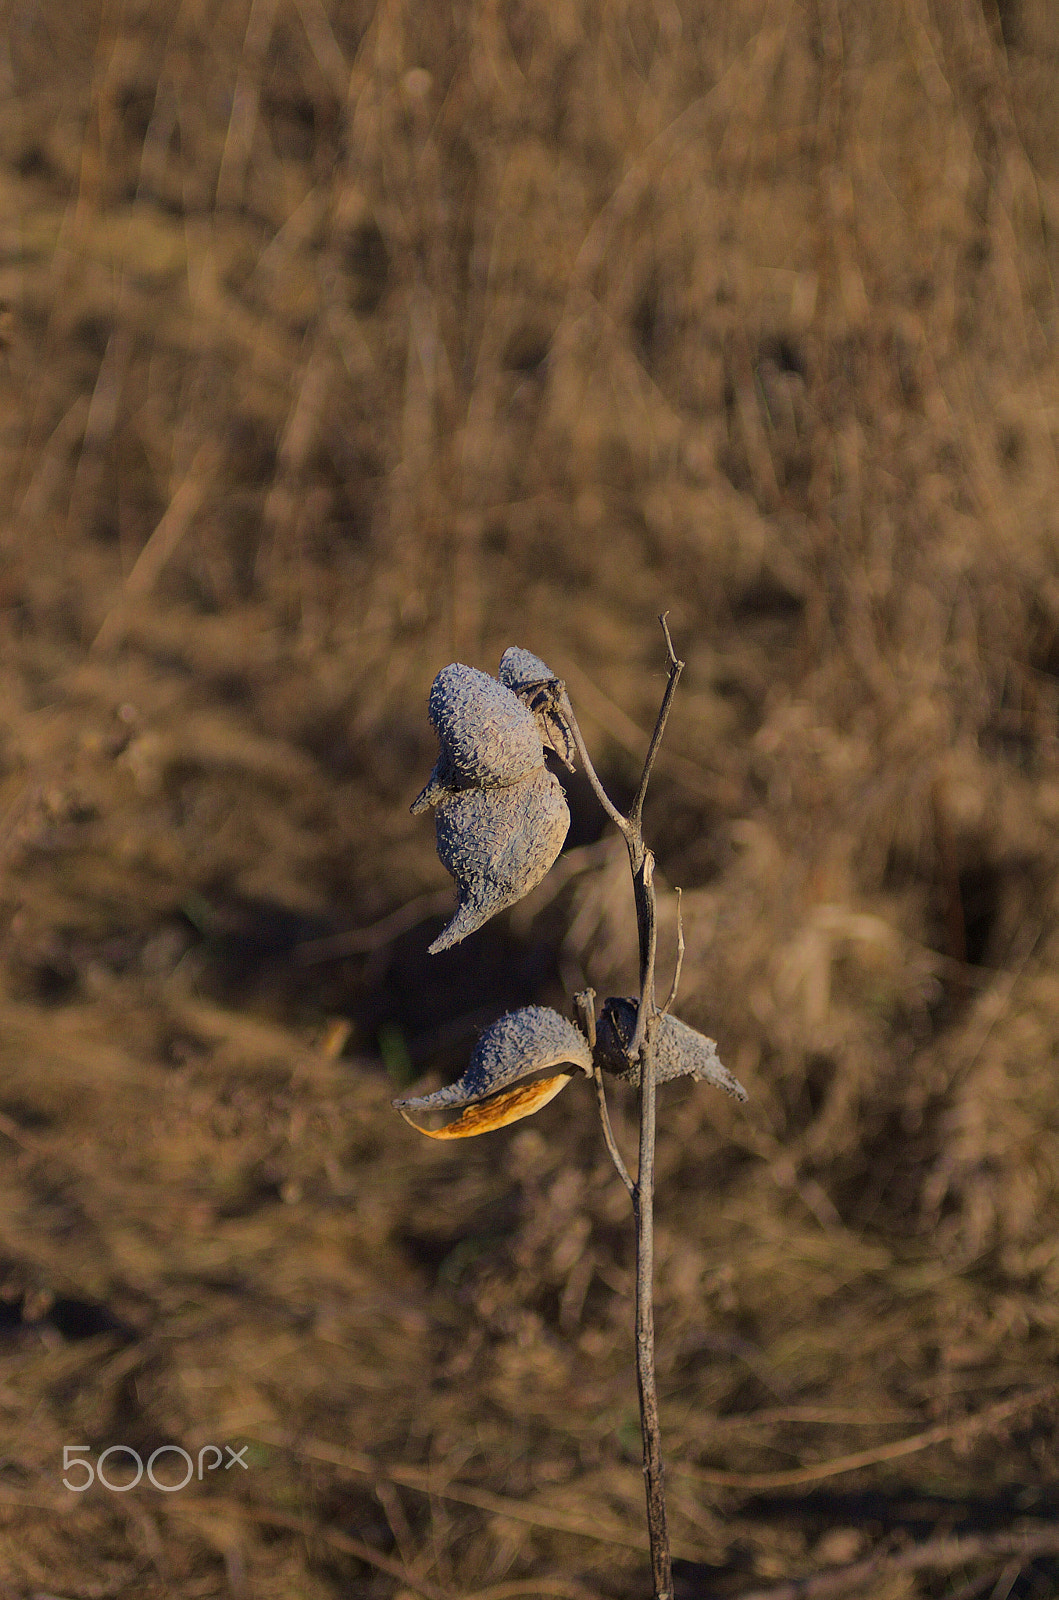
[3,0,1059,1593]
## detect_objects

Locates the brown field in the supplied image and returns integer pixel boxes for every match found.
[3,0,1059,1594]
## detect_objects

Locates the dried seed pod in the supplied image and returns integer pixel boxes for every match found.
[595,997,747,1101]
[429,765,570,952]
[411,664,544,814]
[393,1006,593,1138]
[498,646,577,772]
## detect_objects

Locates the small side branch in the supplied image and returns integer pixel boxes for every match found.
[660,887,684,1015]
[593,1066,636,1199]
[558,688,631,838]
[576,988,635,1200]
[629,613,684,830]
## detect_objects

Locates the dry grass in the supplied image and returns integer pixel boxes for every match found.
[3,0,1059,1593]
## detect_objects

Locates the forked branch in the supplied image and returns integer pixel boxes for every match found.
[403,617,697,1600]
[559,614,686,1600]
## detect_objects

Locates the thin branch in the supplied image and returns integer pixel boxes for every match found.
[593,1065,635,1198]
[573,988,598,1051]
[577,987,635,1199]
[625,618,687,1600]
[660,887,684,1015]
[633,1002,671,1600]
[568,618,687,1600]
[627,846,658,1062]
[628,613,684,829]
[558,688,631,836]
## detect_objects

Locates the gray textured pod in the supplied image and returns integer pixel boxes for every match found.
[429,766,570,952]
[411,664,544,815]
[394,1005,591,1120]
[595,997,747,1101]
[498,647,577,772]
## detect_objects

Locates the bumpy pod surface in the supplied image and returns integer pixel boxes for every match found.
[411,663,546,814]
[434,663,543,785]
[428,767,570,952]
[595,997,747,1100]
[394,1005,592,1138]
[498,646,577,771]
[498,647,556,694]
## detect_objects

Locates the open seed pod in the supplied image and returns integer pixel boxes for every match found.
[498,646,577,772]
[394,1006,593,1138]
[428,766,570,952]
[411,663,544,813]
[595,997,747,1100]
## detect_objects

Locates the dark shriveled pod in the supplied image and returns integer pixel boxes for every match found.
[498,646,577,772]
[428,767,570,952]
[595,997,747,1101]
[393,1006,593,1138]
[411,663,544,813]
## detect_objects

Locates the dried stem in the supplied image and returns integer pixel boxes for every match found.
[633,1003,670,1600]
[557,687,631,839]
[661,888,684,1015]
[561,614,685,1600]
[577,989,635,1198]
[592,1065,636,1199]
[629,612,684,828]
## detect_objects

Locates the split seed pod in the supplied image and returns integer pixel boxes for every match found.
[411,663,544,813]
[394,1006,593,1138]
[429,766,570,952]
[498,646,577,772]
[410,659,572,950]
[594,997,747,1100]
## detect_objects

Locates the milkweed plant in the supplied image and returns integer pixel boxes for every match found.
[395,618,747,1600]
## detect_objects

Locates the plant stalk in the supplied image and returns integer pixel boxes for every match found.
[634,1003,672,1600]
[625,623,683,1600]
[561,616,684,1599]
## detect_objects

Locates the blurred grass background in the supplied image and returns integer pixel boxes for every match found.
[3,0,1059,1594]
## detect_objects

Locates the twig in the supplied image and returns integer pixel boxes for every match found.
[560,614,685,1600]
[629,612,684,829]
[592,1063,636,1198]
[576,987,636,1197]
[627,848,658,1061]
[558,688,631,838]
[633,994,670,1600]
[575,989,635,1197]
[660,887,684,1015]
[558,656,717,800]
[625,619,686,1600]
